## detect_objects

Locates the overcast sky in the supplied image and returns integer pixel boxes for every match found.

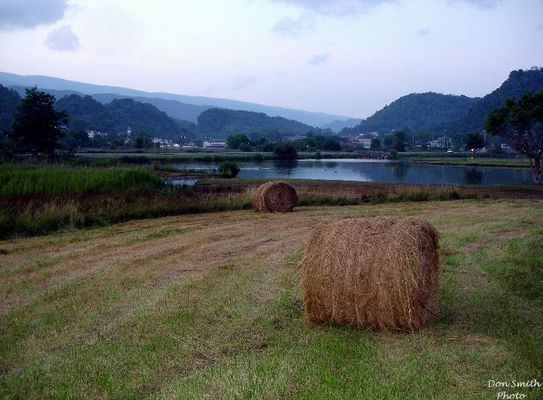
[0,0,542,118]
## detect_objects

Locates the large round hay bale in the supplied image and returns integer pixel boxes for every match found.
[253,181,298,213]
[300,217,439,331]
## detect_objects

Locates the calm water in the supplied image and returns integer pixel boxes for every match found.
[170,159,533,185]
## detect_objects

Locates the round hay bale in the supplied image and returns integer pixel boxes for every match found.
[300,217,439,331]
[253,181,298,213]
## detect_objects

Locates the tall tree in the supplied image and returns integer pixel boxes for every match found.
[11,87,67,156]
[133,132,153,149]
[370,138,381,151]
[391,131,408,152]
[464,132,485,152]
[226,133,250,149]
[0,84,20,135]
[486,91,543,184]
[273,142,298,160]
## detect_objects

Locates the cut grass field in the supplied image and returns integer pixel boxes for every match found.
[1,200,542,399]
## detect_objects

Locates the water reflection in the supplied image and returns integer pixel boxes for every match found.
[391,161,411,180]
[273,159,298,174]
[166,178,198,186]
[168,159,532,185]
[321,161,340,170]
[464,168,483,185]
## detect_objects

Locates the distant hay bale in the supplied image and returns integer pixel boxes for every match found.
[253,181,298,213]
[300,217,439,331]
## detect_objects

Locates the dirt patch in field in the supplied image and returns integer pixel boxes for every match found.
[464,227,525,251]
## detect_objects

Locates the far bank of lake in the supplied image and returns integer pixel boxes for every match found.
[169,159,534,185]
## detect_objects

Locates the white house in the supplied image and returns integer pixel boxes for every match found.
[203,140,227,149]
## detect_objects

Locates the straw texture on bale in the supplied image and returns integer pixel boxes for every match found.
[300,217,439,331]
[253,181,298,213]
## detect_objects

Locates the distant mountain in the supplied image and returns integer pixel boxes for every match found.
[456,68,543,132]
[197,108,316,139]
[9,85,82,100]
[0,71,353,126]
[321,118,360,132]
[9,85,210,124]
[343,92,479,135]
[91,94,210,123]
[55,94,187,139]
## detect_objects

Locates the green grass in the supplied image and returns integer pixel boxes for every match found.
[0,166,163,195]
[411,157,531,168]
[493,230,543,300]
[69,150,382,166]
[70,153,275,166]
[0,201,541,399]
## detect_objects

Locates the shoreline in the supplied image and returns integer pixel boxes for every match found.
[411,159,530,169]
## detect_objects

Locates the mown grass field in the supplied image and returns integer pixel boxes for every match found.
[1,200,542,399]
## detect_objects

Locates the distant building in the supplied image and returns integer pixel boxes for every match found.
[203,140,227,149]
[284,135,305,142]
[152,137,180,149]
[86,130,109,139]
[339,135,372,149]
[359,138,372,149]
[428,136,452,149]
[500,143,514,153]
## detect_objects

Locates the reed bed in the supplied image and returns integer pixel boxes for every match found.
[0,166,162,195]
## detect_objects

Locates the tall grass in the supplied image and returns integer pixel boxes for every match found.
[0,166,162,195]
[0,170,511,239]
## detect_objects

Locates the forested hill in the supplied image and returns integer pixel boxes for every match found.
[197,108,317,138]
[342,68,543,135]
[455,68,543,131]
[342,92,479,135]
[1,89,313,140]
[55,95,188,139]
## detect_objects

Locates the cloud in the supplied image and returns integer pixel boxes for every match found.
[269,0,395,16]
[447,0,502,9]
[269,0,503,15]
[0,0,68,30]
[416,27,431,36]
[231,77,258,90]
[536,23,543,31]
[307,53,330,65]
[272,14,315,37]
[45,25,80,52]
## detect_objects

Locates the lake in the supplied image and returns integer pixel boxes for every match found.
[169,159,533,185]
